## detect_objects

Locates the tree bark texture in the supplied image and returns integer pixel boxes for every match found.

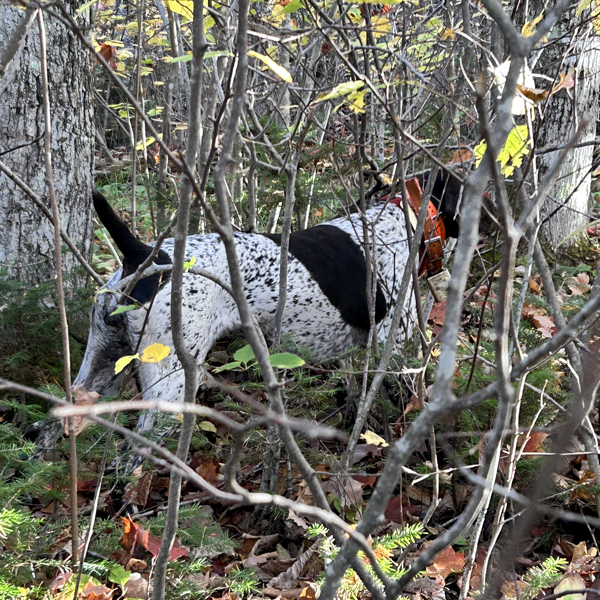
[0,2,94,286]
[538,29,600,249]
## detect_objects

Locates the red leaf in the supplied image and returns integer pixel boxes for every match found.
[428,301,446,326]
[120,517,188,560]
[121,517,138,552]
[523,431,548,453]
[426,546,465,579]
[98,43,118,68]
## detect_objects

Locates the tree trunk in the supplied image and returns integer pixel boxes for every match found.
[0,2,94,286]
[538,30,600,252]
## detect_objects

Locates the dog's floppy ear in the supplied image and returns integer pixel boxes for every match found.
[93,191,172,304]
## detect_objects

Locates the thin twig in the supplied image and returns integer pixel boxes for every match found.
[37,8,78,566]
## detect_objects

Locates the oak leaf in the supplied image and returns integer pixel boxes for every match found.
[426,545,465,579]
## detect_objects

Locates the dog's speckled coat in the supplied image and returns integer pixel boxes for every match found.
[74,201,414,417]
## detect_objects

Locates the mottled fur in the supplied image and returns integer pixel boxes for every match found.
[74,202,414,421]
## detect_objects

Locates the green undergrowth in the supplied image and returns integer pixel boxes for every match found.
[0,274,93,393]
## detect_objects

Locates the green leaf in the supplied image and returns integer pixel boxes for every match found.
[108,565,131,589]
[109,304,137,316]
[234,344,255,365]
[164,53,193,63]
[184,256,196,270]
[213,361,242,373]
[282,0,304,13]
[204,51,235,59]
[269,353,305,369]
[199,421,217,433]
[77,0,98,13]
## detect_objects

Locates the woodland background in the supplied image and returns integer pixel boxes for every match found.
[1,0,600,597]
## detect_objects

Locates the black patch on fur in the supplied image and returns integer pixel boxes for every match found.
[264,225,387,331]
[418,170,462,238]
[93,191,172,304]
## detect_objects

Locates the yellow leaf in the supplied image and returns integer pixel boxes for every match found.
[360,430,389,447]
[592,3,600,33]
[497,125,530,176]
[474,126,530,177]
[347,89,366,113]
[141,343,171,363]
[166,0,193,20]
[521,13,543,37]
[204,15,215,31]
[115,353,140,374]
[315,80,364,103]
[371,15,390,39]
[248,50,292,82]
[440,28,454,40]
[135,136,156,151]
[474,139,487,167]
[577,0,593,13]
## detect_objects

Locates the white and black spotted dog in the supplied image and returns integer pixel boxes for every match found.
[74,173,460,428]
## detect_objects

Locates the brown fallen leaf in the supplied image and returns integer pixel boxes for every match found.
[321,476,364,508]
[551,70,576,95]
[351,443,382,464]
[80,579,115,600]
[522,303,547,318]
[263,586,305,599]
[502,579,528,599]
[123,573,150,598]
[566,272,591,296]
[523,431,548,453]
[125,558,147,572]
[571,541,597,570]
[98,43,118,68]
[529,276,542,294]
[531,314,557,338]
[428,300,446,326]
[299,585,317,599]
[49,571,73,592]
[121,517,189,560]
[553,573,586,600]
[65,386,100,437]
[125,471,153,507]
[268,540,322,589]
[287,507,308,529]
[190,454,221,485]
[426,545,465,579]
[517,83,549,103]
[450,149,473,164]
